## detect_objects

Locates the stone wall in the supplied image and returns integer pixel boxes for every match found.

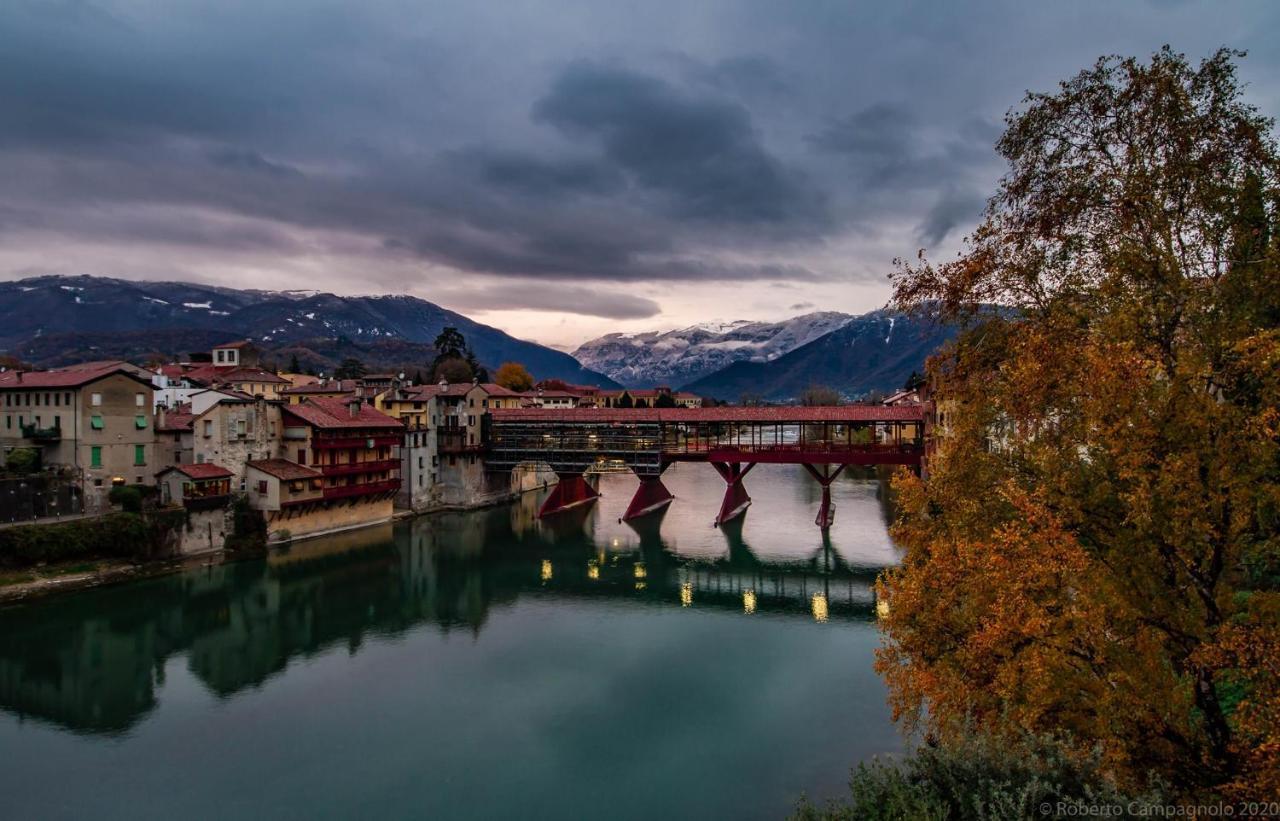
[264,497,393,542]
[176,507,231,555]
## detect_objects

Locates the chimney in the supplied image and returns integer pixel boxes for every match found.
[348,397,363,418]
[438,377,448,390]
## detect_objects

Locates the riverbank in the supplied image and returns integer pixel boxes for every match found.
[0,552,225,606]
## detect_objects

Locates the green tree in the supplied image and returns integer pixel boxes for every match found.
[288,353,301,373]
[882,47,1280,797]
[333,357,367,380]
[3,447,39,475]
[654,392,677,408]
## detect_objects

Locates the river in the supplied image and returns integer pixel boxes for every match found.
[0,463,905,820]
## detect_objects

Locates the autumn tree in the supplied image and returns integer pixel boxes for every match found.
[879,47,1280,798]
[494,362,534,391]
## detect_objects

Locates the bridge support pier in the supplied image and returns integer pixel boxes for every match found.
[623,473,674,521]
[538,472,600,518]
[711,462,755,526]
[803,464,847,529]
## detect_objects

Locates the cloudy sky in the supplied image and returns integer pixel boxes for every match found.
[2,1,1277,348]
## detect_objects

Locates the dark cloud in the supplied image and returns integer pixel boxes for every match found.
[917,187,987,247]
[434,283,662,319]
[789,301,814,311]
[0,0,1276,334]
[533,62,827,229]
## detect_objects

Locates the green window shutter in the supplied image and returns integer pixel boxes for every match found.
[135,415,147,429]
[134,445,145,466]
[90,446,102,468]
[90,415,104,430]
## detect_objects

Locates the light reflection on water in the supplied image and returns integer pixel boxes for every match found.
[0,463,905,820]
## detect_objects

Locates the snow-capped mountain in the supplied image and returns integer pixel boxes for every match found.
[683,308,960,401]
[571,312,855,387]
[0,275,615,385]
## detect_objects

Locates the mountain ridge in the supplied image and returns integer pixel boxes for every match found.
[0,275,618,386]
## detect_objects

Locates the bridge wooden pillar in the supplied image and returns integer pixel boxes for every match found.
[622,466,673,521]
[538,472,600,518]
[710,462,755,526]
[802,463,847,529]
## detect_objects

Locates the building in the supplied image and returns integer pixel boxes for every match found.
[280,379,358,405]
[156,463,233,508]
[530,389,580,409]
[191,396,284,483]
[0,361,158,509]
[260,397,403,539]
[155,402,195,471]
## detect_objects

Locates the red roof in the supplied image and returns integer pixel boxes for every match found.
[157,403,195,432]
[246,459,322,480]
[283,397,404,429]
[213,340,254,349]
[489,404,925,423]
[216,367,288,384]
[161,463,234,480]
[0,361,153,390]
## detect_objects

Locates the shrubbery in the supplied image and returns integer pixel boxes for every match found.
[0,511,187,568]
[793,732,1165,821]
[107,485,144,513]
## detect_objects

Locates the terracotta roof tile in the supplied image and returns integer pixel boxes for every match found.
[283,397,404,429]
[246,459,323,480]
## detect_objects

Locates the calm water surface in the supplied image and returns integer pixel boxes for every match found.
[0,463,904,820]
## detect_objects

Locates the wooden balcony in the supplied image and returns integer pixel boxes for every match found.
[321,479,400,501]
[318,459,399,477]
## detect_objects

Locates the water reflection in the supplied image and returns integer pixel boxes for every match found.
[0,465,895,741]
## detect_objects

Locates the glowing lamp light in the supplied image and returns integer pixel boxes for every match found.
[633,562,646,580]
[541,559,552,582]
[811,593,829,623]
[743,589,757,615]
[588,561,600,581]
[680,582,693,607]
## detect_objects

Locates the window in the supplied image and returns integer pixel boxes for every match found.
[258,480,268,494]
[134,445,145,466]
[298,449,307,465]
[53,393,59,407]
[93,478,103,487]
[216,350,225,363]
[90,415,104,430]
[91,393,102,406]
[90,446,102,468]
[64,392,71,405]
[44,393,51,405]
[135,393,145,407]
[203,420,213,437]
[135,415,147,429]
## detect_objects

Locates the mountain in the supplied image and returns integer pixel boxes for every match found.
[682,310,958,401]
[0,275,616,386]
[572,312,855,387]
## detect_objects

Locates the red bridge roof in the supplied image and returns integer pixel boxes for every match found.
[489,404,924,423]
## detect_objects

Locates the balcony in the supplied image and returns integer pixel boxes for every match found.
[318,459,399,477]
[20,424,61,442]
[322,479,400,501]
[311,435,402,450]
[183,493,231,512]
[437,429,484,454]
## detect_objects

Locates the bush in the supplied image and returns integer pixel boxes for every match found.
[792,731,1166,821]
[108,485,144,513]
[225,495,267,552]
[0,511,187,568]
[3,448,40,475]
